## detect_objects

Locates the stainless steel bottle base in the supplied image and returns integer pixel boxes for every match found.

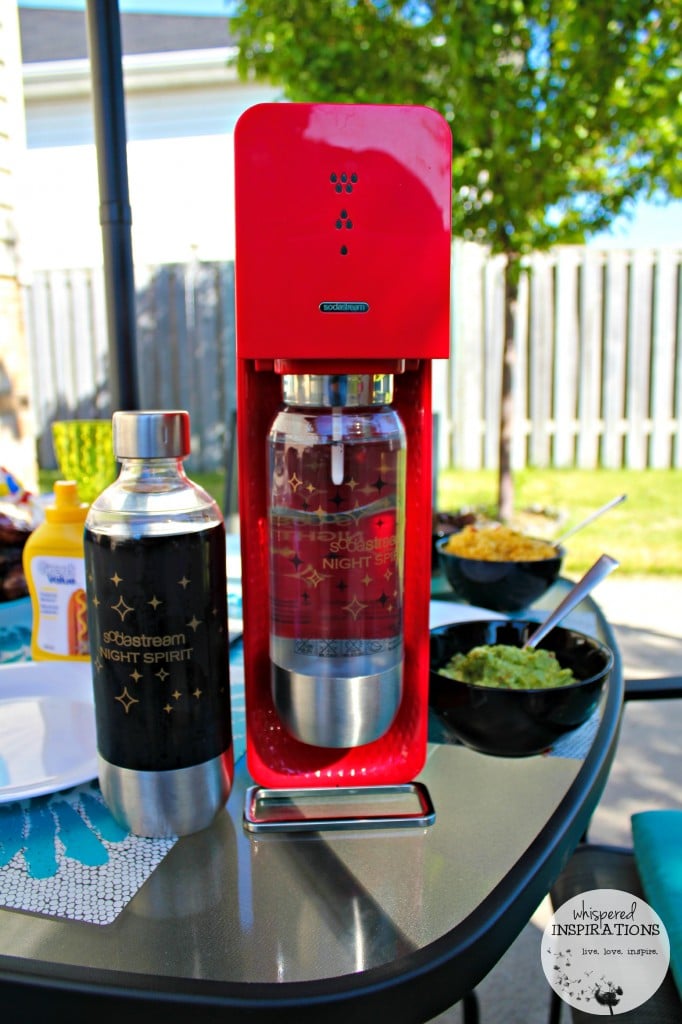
[272,662,402,748]
[98,749,233,838]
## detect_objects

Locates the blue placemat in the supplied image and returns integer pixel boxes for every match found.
[0,597,32,664]
[0,596,31,629]
[0,782,176,925]
[0,624,31,664]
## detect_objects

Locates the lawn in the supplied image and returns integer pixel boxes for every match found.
[40,465,681,577]
[192,465,681,577]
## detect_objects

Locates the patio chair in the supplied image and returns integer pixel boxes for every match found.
[547,675,682,1023]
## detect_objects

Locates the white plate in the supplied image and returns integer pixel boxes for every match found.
[0,661,97,803]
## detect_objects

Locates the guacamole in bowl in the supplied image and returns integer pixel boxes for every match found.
[439,643,576,690]
[429,619,614,756]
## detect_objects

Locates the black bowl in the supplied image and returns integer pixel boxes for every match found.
[431,511,477,571]
[429,619,614,757]
[436,535,564,612]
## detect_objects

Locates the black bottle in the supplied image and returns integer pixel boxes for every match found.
[84,410,233,836]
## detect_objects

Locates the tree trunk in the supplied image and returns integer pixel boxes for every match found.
[497,254,520,523]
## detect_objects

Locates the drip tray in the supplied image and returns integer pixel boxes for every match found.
[243,782,435,833]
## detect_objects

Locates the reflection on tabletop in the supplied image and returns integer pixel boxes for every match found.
[0,565,607,929]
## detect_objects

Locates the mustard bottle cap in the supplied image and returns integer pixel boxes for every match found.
[45,480,89,523]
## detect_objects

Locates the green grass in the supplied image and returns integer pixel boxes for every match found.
[40,466,681,577]
[186,471,227,507]
[436,468,682,577]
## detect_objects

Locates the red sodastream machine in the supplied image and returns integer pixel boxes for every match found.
[234,103,452,804]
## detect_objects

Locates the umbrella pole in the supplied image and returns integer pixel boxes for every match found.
[85,0,139,411]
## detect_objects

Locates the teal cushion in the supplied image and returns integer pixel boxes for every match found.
[632,809,682,1000]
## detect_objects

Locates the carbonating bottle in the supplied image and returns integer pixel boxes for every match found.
[84,410,233,837]
[268,374,406,748]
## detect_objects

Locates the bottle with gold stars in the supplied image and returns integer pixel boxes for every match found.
[268,374,406,749]
[84,410,233,837]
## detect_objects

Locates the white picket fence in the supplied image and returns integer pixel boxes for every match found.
[23,241,682,473]
[23,261,237,471]
[440,241,682,473]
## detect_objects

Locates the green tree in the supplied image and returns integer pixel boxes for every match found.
[229,0,681,519]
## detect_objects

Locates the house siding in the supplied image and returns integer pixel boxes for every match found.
[20,11,278,269]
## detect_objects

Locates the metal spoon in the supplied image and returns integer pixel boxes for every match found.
[523,554,620,649]
[554,494,627,547]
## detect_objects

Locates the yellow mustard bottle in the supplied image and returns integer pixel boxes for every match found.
[22,480,90,661]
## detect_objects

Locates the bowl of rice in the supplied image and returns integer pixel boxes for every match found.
[436,524,564,612]
[429,619,613,756]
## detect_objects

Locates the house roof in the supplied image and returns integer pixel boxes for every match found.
[19,6,236,63]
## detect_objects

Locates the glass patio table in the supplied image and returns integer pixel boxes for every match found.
[0,574,623,1023]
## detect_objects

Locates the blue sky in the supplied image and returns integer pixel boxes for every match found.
[18,0,682,247]
[588,196,682,249]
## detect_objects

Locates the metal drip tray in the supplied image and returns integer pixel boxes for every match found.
[243,782,435,833]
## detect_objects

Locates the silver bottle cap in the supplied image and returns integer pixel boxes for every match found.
[282,374,393,407]
[112,410,191,459]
